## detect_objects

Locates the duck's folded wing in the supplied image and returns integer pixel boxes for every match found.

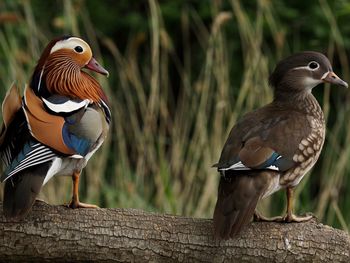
[0,82,22,145]
[217,136,296,173]
[0,83,30,175]
[23,86,80,155]
[215,110,312,173]
[1,139,56,182]
[23,86,109,158]
[0,104,56,183]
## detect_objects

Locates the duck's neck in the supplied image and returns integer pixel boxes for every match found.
[273,89,324,119]
[31,57,106,103]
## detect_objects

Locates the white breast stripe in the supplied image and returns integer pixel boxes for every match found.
[42,97,90,113]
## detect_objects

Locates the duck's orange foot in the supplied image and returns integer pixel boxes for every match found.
[254,211,314,223]
[66,200,99,209]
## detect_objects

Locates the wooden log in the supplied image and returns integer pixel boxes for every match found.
[0,201,349,262]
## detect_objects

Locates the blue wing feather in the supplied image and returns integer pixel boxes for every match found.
[254,152,280,170]
[1,140,56,182]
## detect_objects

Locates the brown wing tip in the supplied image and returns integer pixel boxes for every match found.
[213,173,268,239]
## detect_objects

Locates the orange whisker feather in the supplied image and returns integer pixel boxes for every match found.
[42,50,105,103]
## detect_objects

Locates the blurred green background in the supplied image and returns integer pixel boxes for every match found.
[0,0,349,232]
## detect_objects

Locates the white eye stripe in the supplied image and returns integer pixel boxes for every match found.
[292,63,320,72]
[292,66,311,71]
[50,37,91,54]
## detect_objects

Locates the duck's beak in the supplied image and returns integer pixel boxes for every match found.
[322,71,348,88]
[84,57,109,77]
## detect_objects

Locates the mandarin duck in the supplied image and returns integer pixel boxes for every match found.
[213,51,348,239]
[0,36,110,219]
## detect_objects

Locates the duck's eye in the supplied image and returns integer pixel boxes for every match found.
[74,46,83,53]
[308,61,319,70]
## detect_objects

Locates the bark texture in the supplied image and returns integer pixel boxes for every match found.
[0,201,349,262]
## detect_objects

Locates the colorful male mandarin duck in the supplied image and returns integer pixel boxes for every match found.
[0,36,111,219]
[213,52,348,239]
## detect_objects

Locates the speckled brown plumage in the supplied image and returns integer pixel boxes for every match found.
[213,51,348,239]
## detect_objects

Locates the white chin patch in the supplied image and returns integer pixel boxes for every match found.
[303,76,322,89]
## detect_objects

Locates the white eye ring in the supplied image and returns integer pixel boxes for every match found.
[308,61,319,70]
[74,46,84,53]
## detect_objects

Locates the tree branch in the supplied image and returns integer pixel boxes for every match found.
[0,201,349,262]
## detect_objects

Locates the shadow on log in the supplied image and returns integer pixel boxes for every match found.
[0,201,349,262]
